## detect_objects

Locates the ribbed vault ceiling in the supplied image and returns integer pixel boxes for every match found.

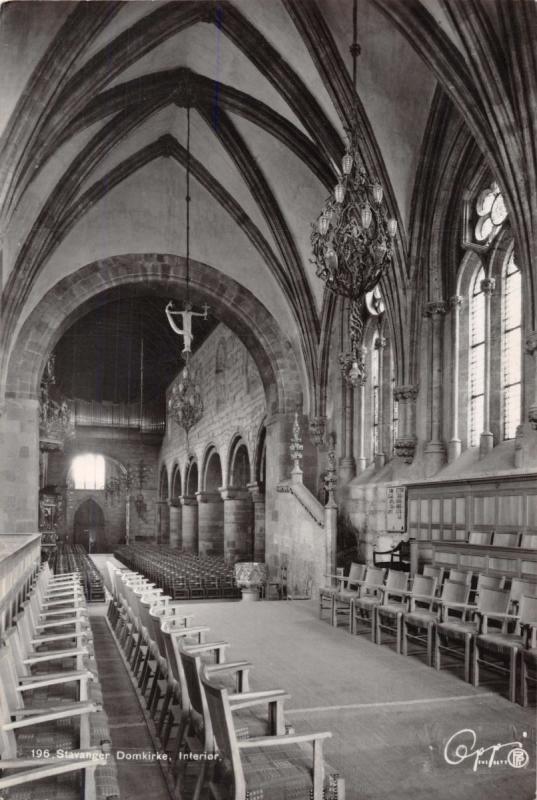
[0,0,449,403]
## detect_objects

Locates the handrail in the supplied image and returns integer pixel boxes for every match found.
[276,481,324,528]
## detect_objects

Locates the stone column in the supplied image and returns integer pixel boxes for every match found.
[221,487,254,563]
[339,381,356,482]
[0,396,40,534]
[374,336,387,469]
[196,491,224,557]
[424,301,447,476]
[356,370,367,472]
[180,496,198,553]
[526,332,537,431]
[156,500,170,544]
[393,385,419,464]
[480,278,495,457]
[448,295,464,462]
[169,501,182,549]
[247,482,266,562]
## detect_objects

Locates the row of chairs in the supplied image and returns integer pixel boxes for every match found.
[466,530,536,548]
[0,562,119,800]
[114,544,241,599]
[107,562,345,800]
[320,563,537,705]
[52,544,106,602]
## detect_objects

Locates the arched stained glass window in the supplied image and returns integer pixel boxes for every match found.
[469,266,486,447]
[502,254,522,439]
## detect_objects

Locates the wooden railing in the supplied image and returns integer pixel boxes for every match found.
[0,533,41,635]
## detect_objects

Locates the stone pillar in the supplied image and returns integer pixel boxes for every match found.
[374,336,387,469]
[180,496,198,553]
[169,501,182,549]
[480,278,495,457]
[324,435,338,578]
[448,295,464,462]
[157,500,170,544]
[247,482,266,562]
[221,487,254,562]
[393,385,419,464]
[339,381,356,482]
[196,491,224,557]
[356,370,367,472]
[0,397,40,534]
[424,301,447,476]
[526,332,537,431]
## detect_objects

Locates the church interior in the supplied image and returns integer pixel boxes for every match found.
[1,1,537,799]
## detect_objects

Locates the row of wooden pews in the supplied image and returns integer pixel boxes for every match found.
[0,561,119,800]
[320,563,537,705]
[106,562,346,800]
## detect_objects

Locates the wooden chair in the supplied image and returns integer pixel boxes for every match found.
[421,565,444,594]
[376,575,437,655]
[352,569,406,642]
[331,563,366,627]
[349,567,386,634]
[435,586,510,683]
[402,580,470,667]
[521,613,537,706]
[201,673,345,800]
[319,567,344,621]
[473,594,537,703]
[178,645,285,800]
[373,539,410,571]
[447,569,473,586]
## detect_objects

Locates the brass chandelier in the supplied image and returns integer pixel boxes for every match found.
[311,0,397,385]
[167,106,205,434]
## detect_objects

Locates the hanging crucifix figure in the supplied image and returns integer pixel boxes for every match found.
[166,300,209,354]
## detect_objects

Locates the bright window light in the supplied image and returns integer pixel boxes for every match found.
[71,454,105,490]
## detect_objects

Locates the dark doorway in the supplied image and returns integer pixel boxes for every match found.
[73,499,105,553]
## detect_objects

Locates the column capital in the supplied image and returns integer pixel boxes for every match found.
[179,495,197,507]
[219,486,250,501]
[525,331,537,355]
[169,498,181,508]
[247,482,265,503]
[374,336,387,349]
[393,384,419,402]
[480,277,496,295]
[450,295,464,309]
[195,490,221,504]
[424,300,447,317]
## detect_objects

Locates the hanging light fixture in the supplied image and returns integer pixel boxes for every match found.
[310,0,397,386]
[166,106,206,434]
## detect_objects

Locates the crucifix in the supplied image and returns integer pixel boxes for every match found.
[166,301,209,354]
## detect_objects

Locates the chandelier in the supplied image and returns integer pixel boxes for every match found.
[165,107,206,434]
[310,0,397,385]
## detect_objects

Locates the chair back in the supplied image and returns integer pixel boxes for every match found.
[448,569,473,586]
[422,565,444,588]
[385,570,408,592]
[362,566,385,588]
[201,672,245,798]
[179,645,215,751]
[520,532,537,549]
[476,573,505,592]
[468,531,493,546]
[0,645,19,758]
[492,532,520,548]
[509,578,537,608]
[441,580,470,605]
[477,587,510,614]
[411,575,437,599]
[519,594,537,625]
[160,625,190,710]
[348,563,366,585]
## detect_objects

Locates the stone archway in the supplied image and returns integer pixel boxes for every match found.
[73,498,104,553]
[0,255,305,534]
